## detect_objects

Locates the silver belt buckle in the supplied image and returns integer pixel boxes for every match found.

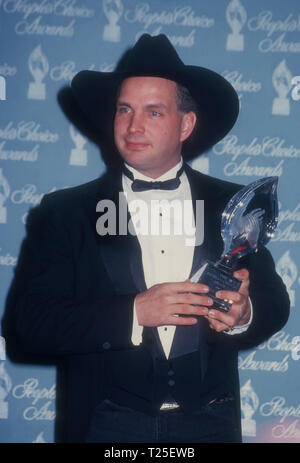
[160,401,180,411]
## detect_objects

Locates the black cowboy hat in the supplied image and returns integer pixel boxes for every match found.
[71,34,239,159]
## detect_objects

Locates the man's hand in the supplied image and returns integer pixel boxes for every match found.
[205,268,251,333]
[135,281,212,327]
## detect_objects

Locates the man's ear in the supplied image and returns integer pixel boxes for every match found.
[180,111,197,143]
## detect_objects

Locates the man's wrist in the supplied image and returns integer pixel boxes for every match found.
[226,298,253,335]
[237,297,252,326]
[131,297,143,345]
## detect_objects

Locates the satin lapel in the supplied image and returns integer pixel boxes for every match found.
[169,165,222,380]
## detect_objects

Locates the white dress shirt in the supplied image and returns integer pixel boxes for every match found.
[121,159,252,359]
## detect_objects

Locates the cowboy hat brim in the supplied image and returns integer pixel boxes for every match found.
[71,35,239,159]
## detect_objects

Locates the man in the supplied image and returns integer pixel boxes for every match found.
[4,34,289,443]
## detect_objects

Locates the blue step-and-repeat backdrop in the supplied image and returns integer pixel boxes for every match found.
[0,0,300,443]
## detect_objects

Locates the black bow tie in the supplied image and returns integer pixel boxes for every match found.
[123,165,184,192]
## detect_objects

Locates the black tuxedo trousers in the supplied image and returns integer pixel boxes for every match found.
[4,164,290,442]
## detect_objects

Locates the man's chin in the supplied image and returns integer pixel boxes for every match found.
[121,156,160,175]
[118,147,151,166]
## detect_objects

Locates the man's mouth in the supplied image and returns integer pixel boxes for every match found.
[125,139,150,150]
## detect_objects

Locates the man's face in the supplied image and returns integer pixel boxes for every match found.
[114,76,195,178]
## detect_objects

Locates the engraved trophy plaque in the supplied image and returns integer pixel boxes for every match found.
[191,177,279,312]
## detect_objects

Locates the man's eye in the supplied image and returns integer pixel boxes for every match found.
[118,107,130,114]
[151,111,161,117]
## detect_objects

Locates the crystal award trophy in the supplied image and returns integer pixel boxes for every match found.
[191,176,279,312]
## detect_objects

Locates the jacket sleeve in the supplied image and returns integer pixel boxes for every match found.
[5,195,137,357]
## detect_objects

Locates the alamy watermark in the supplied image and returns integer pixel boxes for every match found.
[95,193,204,246]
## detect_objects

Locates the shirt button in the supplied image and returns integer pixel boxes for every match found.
[168,370,175,376]
[102,342,111,350]
[168,379,175,386]
[161,250,165,254]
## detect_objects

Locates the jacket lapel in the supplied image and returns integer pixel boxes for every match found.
[86,168,146,296]
[86,169,166,357]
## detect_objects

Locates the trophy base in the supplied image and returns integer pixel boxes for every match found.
[0,402,8,419]
[27,82,46,100]
[103,24,120,42]
[0,207,7,224]
[241,418,256,437]
[226,33,244,51]
[198,261,241,312]
[272,97,290,116]
[69,149,87,166]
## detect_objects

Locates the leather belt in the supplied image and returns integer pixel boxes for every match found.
[159,401,180,411]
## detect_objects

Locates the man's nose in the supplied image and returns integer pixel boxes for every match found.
[127,112,145,133]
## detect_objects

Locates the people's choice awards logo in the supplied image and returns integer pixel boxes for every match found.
[222,70,261,109]
[226,0,247,51]
[0,362,12,419]
[241,379,259,437]
[0,168,10,224]
[260,397,300,440]
[69,125,87,166]
[275,202,300,243]
[247,10,300,54]
[272,60,293,116]
[12,378,56,421]
[27,45,49,100]
[102,0,123,42]
[124,3,214,48]
[276,250,297,307]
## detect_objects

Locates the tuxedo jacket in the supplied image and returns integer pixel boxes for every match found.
[5,164,290,442]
